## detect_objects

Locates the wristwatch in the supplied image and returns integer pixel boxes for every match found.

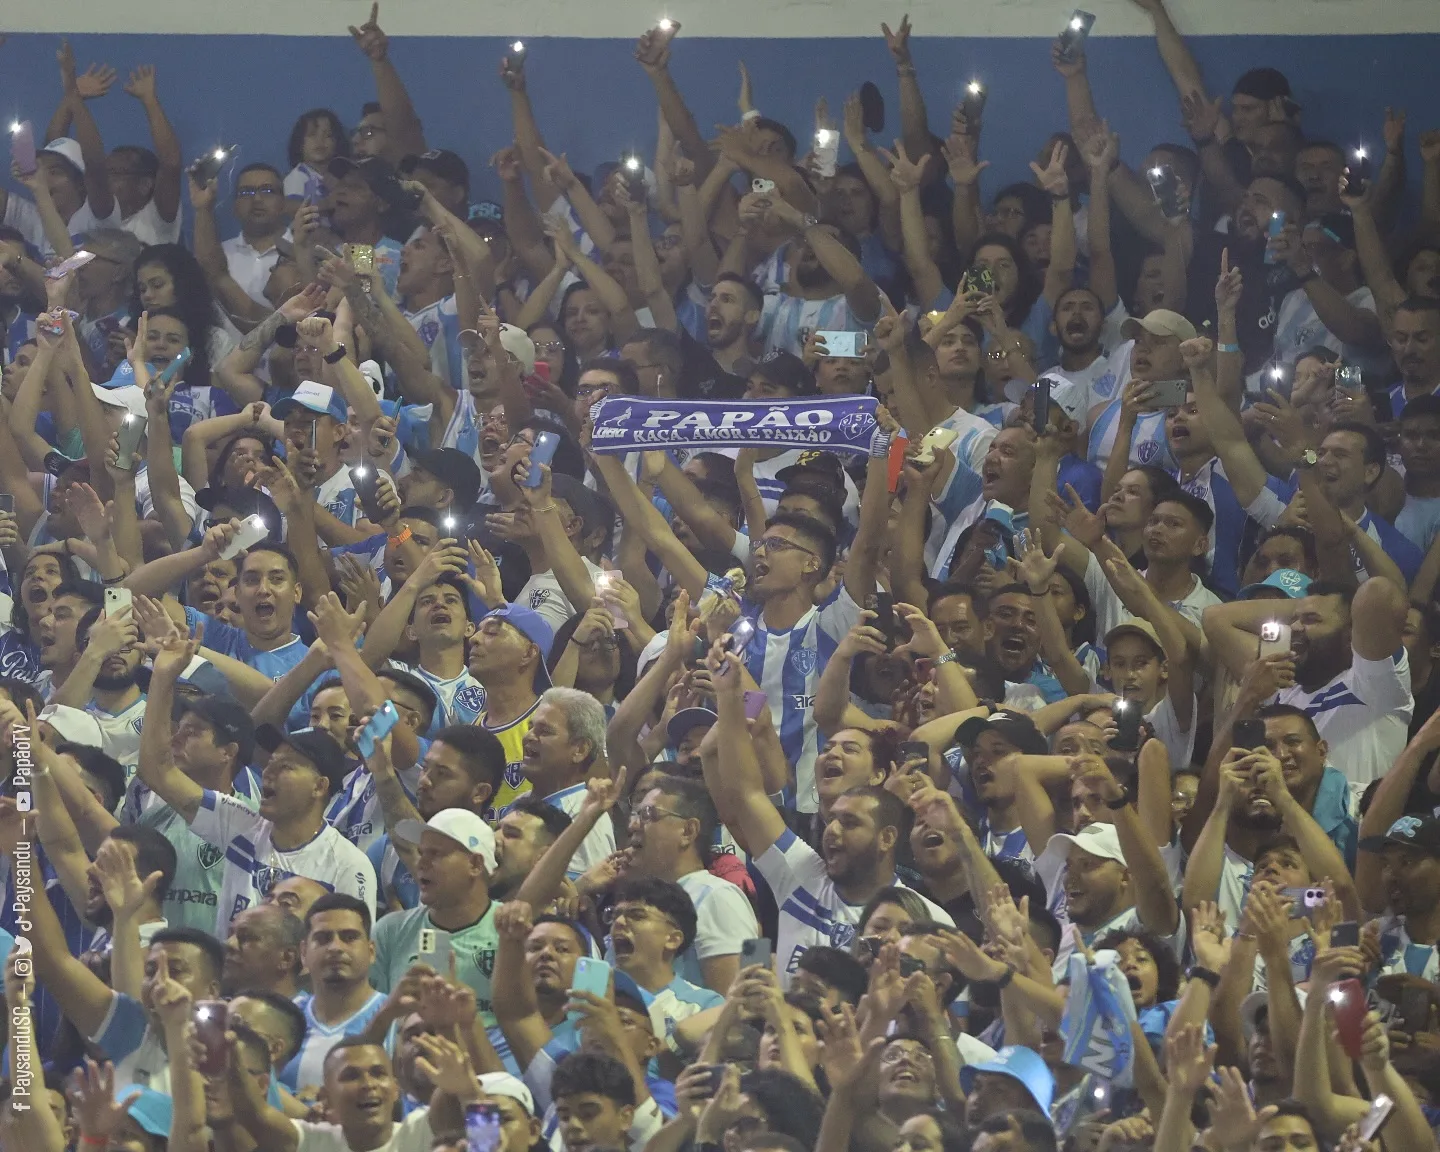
[800,213,820,230]
[1186,965,1221,989]
[1298,448,1319,468]
[935,651,961,666]
[1105,788,1131,810]
[324,344,348,364]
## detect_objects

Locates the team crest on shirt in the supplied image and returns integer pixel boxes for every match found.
[455,685,486,712]
[198,843,223,870]
[504,761,525,788]
[130,717,144,734]
[829,922,856,948]
[1136,440,1161,464]
[254,866,286,896]
[418,317,441,347]
[475,948,496,978]
[788,648,817,676]
[1092,372,1117,399]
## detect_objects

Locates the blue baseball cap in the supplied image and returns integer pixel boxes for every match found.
[1238,568,1313,600]
[958,1044,1055,1114]
[485,603,554,690]
[127,1088,174,1137]
[273,380,349,424]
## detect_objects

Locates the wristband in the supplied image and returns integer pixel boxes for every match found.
[388,526,413,548]
[935,651,960,666]
[101,573,127,585]
[897,64,917,77]
[1186,965,1221,989]
[324,344,348,364]
[1105,788,1131,810]
[1217,342,1241,354]
[995,965,1016,990]
[741,110,761,123]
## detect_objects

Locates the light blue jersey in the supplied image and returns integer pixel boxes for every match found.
[282,990,388,1096]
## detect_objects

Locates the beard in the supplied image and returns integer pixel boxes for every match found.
[795,262,829,289]
[94,669,137,691]
[1233,804,1284,833]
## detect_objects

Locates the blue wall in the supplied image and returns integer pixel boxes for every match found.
[2,32,1437,237]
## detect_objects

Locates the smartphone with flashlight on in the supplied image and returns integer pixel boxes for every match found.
[1330,978,1367,1059]
[1342,148,1372,198]
[1258,620,1292,660]
[193,999,230,1076]
[594,570,629,629]
[10,120,36,175]
[620,153,647,202]
[522,431,561,488]
[719,617,757,674]
[114,413,147,471]
[466,1103,504,1152]
[961,80,987,123]
[1146,164,1184,220]
[220,514,270,561]
[355,700,401,760]
[1357,1094,1394,1142]
[151,346,193,392]
[45,249,96,280]
[813,127,840,178]
[1110,700,1141,752]
[189,144,237,187]
[1056,10,1096,62]
[507,39,527,67]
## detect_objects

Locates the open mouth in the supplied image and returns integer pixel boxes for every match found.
[430,612,452,627]
[821,760,846,780]
[1000,634,1027,655]
[891,1067,921,1083]
[24,586,48,604]
[707,314,724,334]
[920,829,945,849]
[254,602,277,619]
[611,934,635,957]
[355,1095,385,1116]
[1124,972,1142,993]
[260,785,278,802]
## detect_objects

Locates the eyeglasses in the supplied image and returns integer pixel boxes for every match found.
[603,902,679,928]
[352,125,382,139]
[576,383,609,399]
[576,635,618,653]
[880,1044,933,1065]
[633,804,686,825]
[237,186,282,198]
[533,341,565,354]
[752,536,816,558]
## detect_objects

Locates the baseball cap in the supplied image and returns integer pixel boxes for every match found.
[1359,814,1440,856]
[1233,67,1292,101]
[42,136,85,174]
[395,807,497,872]
[327,154,404,195]
[92,380,149,420]
[126,1088,174,1138]
[177,660,232,699]
[551,475,615,544]
[776,450,847,487]
[636,632,669,679]
[1104,618,1165,658]
[37,704,103,749]
[477,1072,535,1116]
[1238,568,1313,600]
[255,724,349,795]
[43,451,88,478]
[484,604,555,690]
[958,1045,1055,1114]
[196,485,281,525]
[952,710,1049,757]
[470,200,505,234]
[399,149,471,193]
[273,380,349,424]
[1121,309,1197,344]
[412,448,484,509]
[357,359,384,400]
[1043,821,1127,867]
[178,695,256,762]
[753,349,815,396]
[499,324,537,376]
[667,706,718,747]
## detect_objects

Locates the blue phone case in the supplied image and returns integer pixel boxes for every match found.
[523,432,560,488]
[355,701,401,759]
[567,957,611,1022]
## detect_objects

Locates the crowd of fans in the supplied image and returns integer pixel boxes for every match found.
[2,3,1440,1151]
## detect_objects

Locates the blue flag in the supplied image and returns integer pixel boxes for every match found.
[1060,949,1140,1087]
[589,395,884,456]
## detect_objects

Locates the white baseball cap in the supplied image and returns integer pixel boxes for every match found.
[499,324,536,376]
[1042,821,1127,867]
[357,360,384,400]
[477,1072,536,1116]
[42,137,85,174]
[38,704,104,749]
[1004,372,1089,432]
[394,808,497,872]
[92,383,148,420]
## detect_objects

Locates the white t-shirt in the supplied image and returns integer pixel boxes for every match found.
[3,194,110,257]
[516,556,606,632]
[294,1108,433,1152]
[1082,551,1222,640]
[1275,649,1414,787]
[109,197,182,247]
[1146,692,1198,776]
[754,827,953,984]
[538,782,616,878]
[87,694,146,772]
[674,868,761,986]
[189,788,378,934]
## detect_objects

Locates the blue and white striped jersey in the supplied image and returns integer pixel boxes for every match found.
[326,761,422,853]
[1174,455,1288,599]
[314,464,361,529]
[1276,649,1413,788]
[405,293,465,391]
[753,828,953,984]
[746,448,861,527]
[282,990,388,1096]
[390,659,488,734]
[737,585,863,813]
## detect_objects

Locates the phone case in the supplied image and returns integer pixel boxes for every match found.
[523,432,560,488]
[1265,211,1287,265]
[46,250,97,279]
[813,129,840,178]
[567,957,611,1020]
[740,938,772,971]
[887,436,909,492]
[356,702,401,758]
[220,515,271,561]
[743,690,768,721]
[114,414,147,470]
[10,121,36,175]
[104,587,133,616]
[1332,978,1367,1058]
[347,243,377,275]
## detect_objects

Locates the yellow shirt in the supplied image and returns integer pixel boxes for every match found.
[482,701,538,819]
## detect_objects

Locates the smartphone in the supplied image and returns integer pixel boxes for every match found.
[616,153,647,201]
[719,617,757,675]
[1330,978,1367,1059]
[1258,620,1292,660]
[10,120,36,176]
[887,435,909,493]
[367,166,424,213]
[1146,165,1184,220]
[522,430,561,488]
[594,570,629,629]
[466,1102,504,1152]
[961,80,987,123]
[743,690,768,721]
[1057,9,1096,62]
[507,39,528,66]
[1331,921,1360,948]
[347,243,377,277]
[898,741,930,770]
[102,587,133,620]
[37,312,66,338]
[962,264,996,296]
[189,145,237,187]
[152,346,193,391]
[740,938,772,971]
[355,701,402,759]
[0,493,14,514]
[869,591,896,647]
[1399,987,1432,1034]
[1281,886,1327,917]
[1147,379,1190,408]
[114,413,147,471]
[1342,149,1372,198]
[219,514,271,561]
[568,956,611,1023]
[418,926,453,974]
[751,177,776,196]
[1031,378,1051,435]
[193,999,229,1076]
[1334,364,1364,392]
[859,81,885,134]
[351,463,381,511]
[813,128,840,179]
[912,426,957,467]
[702,1064,727,1097]
[1264,210,1287,265]
[1233,717,1267,751]
[1358,1093,1394,1142]
[45,249,97,280]
[1111,700,1141,752]
[816,330,865,358]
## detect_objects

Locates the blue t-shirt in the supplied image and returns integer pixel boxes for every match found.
[183,607,316,729]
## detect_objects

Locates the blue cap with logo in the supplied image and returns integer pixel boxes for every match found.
[273,380,349,424]
[1238,568,1313,600]
[1360,814,1440,856]
[484,603,555,691]
[958,1045,1055,1114]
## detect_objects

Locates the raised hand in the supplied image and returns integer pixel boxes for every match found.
[940,131,990,186]
[1189,901,1232,971]
[1180,90,1226,145]
[880,14,913,65]
[1029,140,1071,198]
[1215,247,1243,315]
[348,2,389,61]
[72,1059,143,1144]
[1011,527,1062,594]
[412,1030,476,1097]
[151,626,202,682]
[1206,1066,1274,1149]
[880,140,930,193]
[307,590,369,649]
[123,64,158,103]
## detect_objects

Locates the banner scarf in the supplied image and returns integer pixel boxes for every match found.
[1060,948,1139,1087]
[588,395,885,456]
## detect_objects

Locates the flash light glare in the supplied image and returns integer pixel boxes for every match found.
[9,122,20,135]
[1328,987,1347,1005]
[658,18,674,31]
[1148,166,1163,178]
[968,81,982,95]
[512,40,525,53]
[815,129,835,146]
[1071,16,1084,29]
[444,516,457,529]
[213,148,226,160]
[1354,147,1368,160]
[624,156,641,171]
[1271,366,1284,380]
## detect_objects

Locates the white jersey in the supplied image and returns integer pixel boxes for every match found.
[314,465,361,528]
[754,827,953,984]
[674,868,761,987]
[743,448,861,527]
[293,1110,434,1152]
[1275,649,1413,788]
[87,694,147,772]
[1082,551,1222,640]
[108,197,183,247]
[517,556,607,633]
[1146,692,1198,776]
[283,989,388,1100]
[534,783,616,878]
[189,788,377,934]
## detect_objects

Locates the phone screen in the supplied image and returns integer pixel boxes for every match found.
[193,999,229,1076]
[466,1104,504,1152]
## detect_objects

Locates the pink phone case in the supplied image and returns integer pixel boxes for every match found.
[10,122,36,175]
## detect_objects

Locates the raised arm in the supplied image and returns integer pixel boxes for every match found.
[348,4,426,159]
[1078,126,1120,311]
[622,191,679,331]
[138,632,208,821]
[653,455,739,554]
[123,66,183,224]
[1033,144,1077,306]
[1357,710,1440,912]
[1130,0,1206,99]
[635,23,716,183]
[770,196,881,321]
[701,645,787,857]
[53,42,116,221]
[884,144,944,309]
[589,449,707,599]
